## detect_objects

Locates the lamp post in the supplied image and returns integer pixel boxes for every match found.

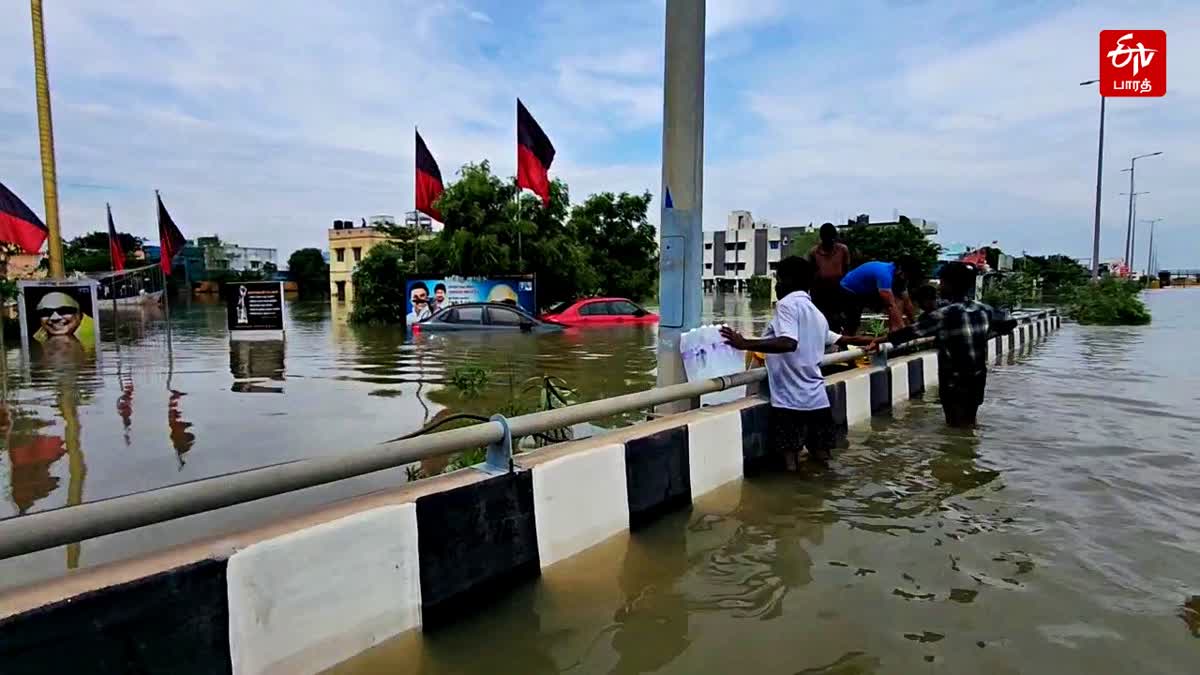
[1122,152,1162,266]
[1142,218,1162,277]
[29,0,64,278]
[1080,80,1105,281]
[1119,189,1148,273]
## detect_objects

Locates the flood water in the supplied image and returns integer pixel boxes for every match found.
[329,289,1200,675]
[0,293,764,584]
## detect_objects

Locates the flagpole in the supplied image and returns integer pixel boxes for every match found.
[414,125,420,273]
[107,204,118,340]
[157,190,173,361]
[29,0,65,279]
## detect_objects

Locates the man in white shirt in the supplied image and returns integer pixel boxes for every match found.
[722,256,874,467]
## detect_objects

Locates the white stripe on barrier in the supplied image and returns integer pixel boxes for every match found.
[922,352,939,392]
[844,375,871,425]
[227,504,421,675]
[687,411,745,499]
[889,363,909,407]
[531,443,629,568]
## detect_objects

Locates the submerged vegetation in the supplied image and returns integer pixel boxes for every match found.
[1063,278,1151,326]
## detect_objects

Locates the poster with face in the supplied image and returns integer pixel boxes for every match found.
[403,275,536,325]
[17,280,101,356]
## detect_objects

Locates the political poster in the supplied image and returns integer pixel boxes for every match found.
[225,281,284,332]
[404,275,536,325]
[17,279,101,357]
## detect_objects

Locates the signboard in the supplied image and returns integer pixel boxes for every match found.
[225,281,284,332]
[17,279,101,356]
[1100,30,1166,97]
[403,275,536,324]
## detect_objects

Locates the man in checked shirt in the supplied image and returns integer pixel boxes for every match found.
[880,262,1016,427]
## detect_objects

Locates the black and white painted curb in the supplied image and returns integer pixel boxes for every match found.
[0,312,1060,674]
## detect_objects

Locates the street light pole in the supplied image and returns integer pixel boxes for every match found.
[1080,80,1104,281]
[1119,190,1148,274]
[1122,151,1163,266]
[656,0,705,412]
[1142,218,1162,277]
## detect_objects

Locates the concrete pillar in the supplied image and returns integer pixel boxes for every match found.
[656,0,705,413]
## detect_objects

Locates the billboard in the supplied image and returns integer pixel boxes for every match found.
[17,279,101,356]
[404,275,536,324]
[225,281,284,331]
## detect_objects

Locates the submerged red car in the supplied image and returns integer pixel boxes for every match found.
[540,297,659,325]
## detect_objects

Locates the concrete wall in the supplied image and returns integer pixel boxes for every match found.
[0,313,1060,674]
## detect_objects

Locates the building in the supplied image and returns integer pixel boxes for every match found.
[328,219,392,302]
[839,214,939,236]
[702,210,789,290]
[193,236,277,274]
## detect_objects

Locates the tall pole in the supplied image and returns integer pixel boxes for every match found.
[1144,219,1159,277]
[1130,193,1138,270]
[30,0,65,279]
[656,0,704,412]
[1124,160,1135,265]
[1090,95,1105,280]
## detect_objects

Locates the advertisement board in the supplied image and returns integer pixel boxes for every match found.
[404,275,536,324]
[225,281,284,332]
[17,279,101,356]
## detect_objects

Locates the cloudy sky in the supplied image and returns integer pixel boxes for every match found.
[0,1,1196,268]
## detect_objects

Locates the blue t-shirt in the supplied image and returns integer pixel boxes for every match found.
[841,261,895,296]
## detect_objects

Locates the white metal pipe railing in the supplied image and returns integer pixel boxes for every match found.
[0,311,1048,561]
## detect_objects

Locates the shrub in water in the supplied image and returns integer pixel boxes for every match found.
[1065,278,1151,326]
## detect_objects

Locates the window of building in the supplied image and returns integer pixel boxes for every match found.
[335,280,347,300]
[487,307,524,325]
[705,262,713,269]
[335,248,345,263]
[768,261,779,270]
[769,241,780,249]
[352,247,362,262]
[737,242,747,250]
[725,242,737,250]
[704,242,713,249]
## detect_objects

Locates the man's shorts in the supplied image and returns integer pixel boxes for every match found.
[770,406,836,461]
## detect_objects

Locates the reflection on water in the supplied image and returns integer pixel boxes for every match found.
[0,295,768,523]
[332,290,1200,674]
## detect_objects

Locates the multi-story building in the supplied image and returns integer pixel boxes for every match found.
[194,236,277,274]
[328,219,392,302]
[703,210,791,290]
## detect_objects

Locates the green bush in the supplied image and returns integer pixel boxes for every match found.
[746,275,773,301]
[349,243,412,324]
[981,272,1034,310]
[1064,278,1151,326]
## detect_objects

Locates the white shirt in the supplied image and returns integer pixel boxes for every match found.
[763,290,841,411]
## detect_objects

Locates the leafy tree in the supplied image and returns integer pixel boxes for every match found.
[785,230,820,258]
[69,231,144,254]
[1065,277,1150,325]
[349,243,412,324]
[61,230,146,273]
[1015,254,1088,299]
[840,223,941,279]
[287,248,328,296]
[566,191,657,301]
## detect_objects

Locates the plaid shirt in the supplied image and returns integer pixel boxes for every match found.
[888,300,1012,375]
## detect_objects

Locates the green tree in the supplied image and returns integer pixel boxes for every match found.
[61,231,146,273]
[287,248,328,296]
[1065,277,1150,325]
[840,223,941,279]
[349,243,412,324]
[1015,254,1088,299]
[566,191,657,301]
[785,230,820,258]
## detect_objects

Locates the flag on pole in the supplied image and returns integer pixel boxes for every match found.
[415,129,444,221]
[516,99,556,206]
[157,193,186,276]
[107,203,125,272]
[0,180,49,253]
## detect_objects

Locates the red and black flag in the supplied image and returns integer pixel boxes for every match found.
[156,193,186,276]
[106,203,125,272]
[415,129,444,221]
[516,99,556,206]
[0,180,48,253]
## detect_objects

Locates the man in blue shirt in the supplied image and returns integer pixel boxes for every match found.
[840,255,922,335]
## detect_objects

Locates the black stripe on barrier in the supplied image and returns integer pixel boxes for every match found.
[907,357,925,397]
[625,426,691,530]
[416,471,540,629]
[0,559,231,675]
[827,380,848,428]
[740,402,772,476]
[869,368,891,414]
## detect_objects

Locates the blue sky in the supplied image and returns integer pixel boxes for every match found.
[0,0,1197,268]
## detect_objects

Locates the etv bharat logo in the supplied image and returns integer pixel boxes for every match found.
[1100,30,1166,97]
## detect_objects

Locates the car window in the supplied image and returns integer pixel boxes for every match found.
[447,306,483,324]
[546,300,573,315]
[487,306,525,325]
[579,301,610,316]
[609,300,640,315]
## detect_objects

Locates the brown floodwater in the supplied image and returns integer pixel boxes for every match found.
[0,292,765,587]
[327,289,1200,674]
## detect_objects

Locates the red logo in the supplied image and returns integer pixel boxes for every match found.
[1100,30,1166,97]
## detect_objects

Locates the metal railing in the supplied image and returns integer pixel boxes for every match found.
[0,312,1050,561]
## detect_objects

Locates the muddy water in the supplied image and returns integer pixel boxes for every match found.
[330,289,1200,674]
